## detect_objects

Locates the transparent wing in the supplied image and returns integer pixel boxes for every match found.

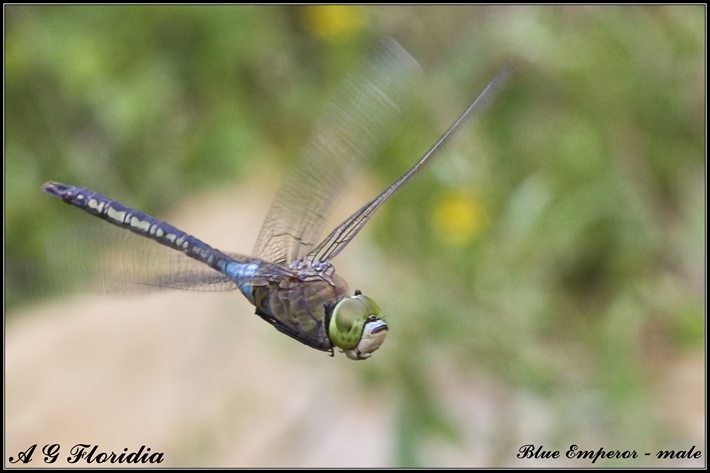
[252,39,421,265]
[46,223,263,294]
[308,63,513,263]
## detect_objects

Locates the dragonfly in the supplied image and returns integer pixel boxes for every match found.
[43,40,510,360]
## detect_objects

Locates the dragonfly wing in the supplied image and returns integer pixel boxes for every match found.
[45,223,246,294]
[140,251,294,292]
[252,39,421,266]
[309,63,513,263]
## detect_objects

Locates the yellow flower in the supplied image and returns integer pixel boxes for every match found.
[301,6,365,39]
[432,191,488,245]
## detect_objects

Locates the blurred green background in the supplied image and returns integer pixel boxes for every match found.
[5,5,705,467]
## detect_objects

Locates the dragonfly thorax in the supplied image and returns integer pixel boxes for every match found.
[290,257,337,286]
[279,258,387,359]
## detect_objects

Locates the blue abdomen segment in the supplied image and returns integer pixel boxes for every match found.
[224,261,260,300]
[42,181,237,278]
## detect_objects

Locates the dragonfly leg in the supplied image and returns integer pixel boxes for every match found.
[254,307,333,353]
[322,301,336,359]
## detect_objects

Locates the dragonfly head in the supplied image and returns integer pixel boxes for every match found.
[328,290,388,361]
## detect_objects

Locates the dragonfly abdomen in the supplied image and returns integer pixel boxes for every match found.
[42,182,236,277]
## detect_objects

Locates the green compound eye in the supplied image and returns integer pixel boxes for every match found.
[329,293,388,360]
